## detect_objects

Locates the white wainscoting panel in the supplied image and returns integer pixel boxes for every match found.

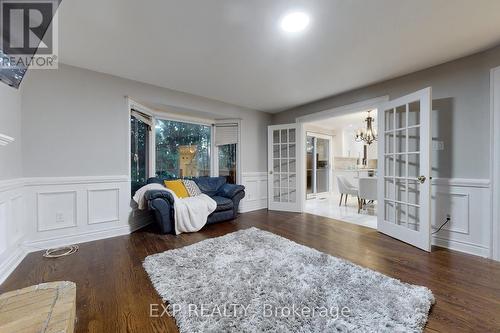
[0,178,27,285]
[23,176,144,251]
[431,178,491,257]
[0,201,7,255]
[9,194,24,246]
[37,191,77,231]
[239,172,268,212]
[87,188,120,224]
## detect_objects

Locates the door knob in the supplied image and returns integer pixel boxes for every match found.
[417,175,426,184]
[269,171,273,175]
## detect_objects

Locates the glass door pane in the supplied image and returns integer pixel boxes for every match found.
[316,138,330,193]
[306,136,314,195]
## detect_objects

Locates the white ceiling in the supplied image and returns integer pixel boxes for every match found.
[57,0,500,113]
[307,110,377,133]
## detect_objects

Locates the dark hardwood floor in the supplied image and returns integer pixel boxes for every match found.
[1,210,500,332]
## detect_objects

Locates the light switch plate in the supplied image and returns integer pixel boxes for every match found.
[433,141,444,151]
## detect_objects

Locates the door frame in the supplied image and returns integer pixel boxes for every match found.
[490,66,500,261]
[296,96,389,212]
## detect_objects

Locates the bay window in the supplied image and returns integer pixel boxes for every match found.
[130,104,240,187]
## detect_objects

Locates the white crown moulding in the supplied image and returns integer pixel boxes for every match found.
[0,133,14,146]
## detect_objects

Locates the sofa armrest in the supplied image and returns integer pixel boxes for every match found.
[217,184,245,199]
[149,197,175,234]
[145,189,175,205]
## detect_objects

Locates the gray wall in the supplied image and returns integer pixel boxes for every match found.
[21,64,272,177]
[0,84,22,180]
[273,45,500,179]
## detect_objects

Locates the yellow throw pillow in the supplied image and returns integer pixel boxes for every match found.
[164,180,190,198]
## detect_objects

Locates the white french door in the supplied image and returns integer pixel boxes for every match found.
[268,124,300,212]
[377,87,432,251]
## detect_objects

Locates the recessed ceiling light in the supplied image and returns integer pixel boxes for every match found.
[280,12,310,33]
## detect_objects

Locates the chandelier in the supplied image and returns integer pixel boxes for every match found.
[355,110,377,145]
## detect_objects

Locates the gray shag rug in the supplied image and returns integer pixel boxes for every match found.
[144,227,434,332]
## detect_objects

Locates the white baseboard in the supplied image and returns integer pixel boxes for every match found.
[432,236,490,258]
[0,243,28,285]
[24,224,134,252]
[239,199,267,213]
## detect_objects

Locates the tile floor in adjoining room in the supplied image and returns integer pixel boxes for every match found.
[304,195,377,229]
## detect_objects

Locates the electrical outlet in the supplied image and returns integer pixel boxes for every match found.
[55,212,65,224]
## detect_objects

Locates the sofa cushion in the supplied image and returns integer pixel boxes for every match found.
[194,177,227,196]
[182,179,202,197]
[164,180,190,198]
[212,196,234,212]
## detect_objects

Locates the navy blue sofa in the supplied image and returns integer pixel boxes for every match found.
[144,176,245,234]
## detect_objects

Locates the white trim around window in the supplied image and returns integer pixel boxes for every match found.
[153,111,215,127]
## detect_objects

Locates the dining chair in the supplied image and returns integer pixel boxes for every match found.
[358,177,377,213]
[336,175,358,206]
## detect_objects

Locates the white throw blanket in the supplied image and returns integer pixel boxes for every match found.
[133,183,217,235]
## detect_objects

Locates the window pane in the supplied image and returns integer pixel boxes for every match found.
[395,105,406,129]
[408,101,420,126]
[384,201,395,223]
[408,180,420,206]
[273,144,280,159]
[408,206,420,231]
[396,203,408,226]
[384,155,394,176]
[384,178,395,200]
[408,127,420,152]
[273,130,280,144]
[395,154,406,177]
[408,153,420,178]
[218,143,237,184]
[289,129,296,143]
[385,108,394,130]
[395,179,406,202]
[130,116,149,186]
[385,133,394,153]
[395,129,406,153]
[281,129,288,143]
[155,119,211,178]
